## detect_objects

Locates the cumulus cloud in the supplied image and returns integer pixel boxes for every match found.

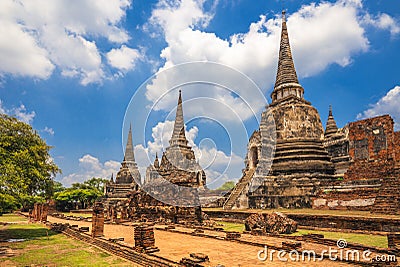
[134,120,244,189]
[145,0,396,119]
[363,13,400,36]
[60,154,121,186]
[357,85,400,130]
[0,100,36,124]
[107,45,142,72]
[0,0,135,84]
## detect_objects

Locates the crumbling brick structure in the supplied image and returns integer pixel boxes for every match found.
[91,202,104,237]
[29,203,48,222]
[345,115,396,180]
[102,91,206,225]
[388,233,400,254]
[394,131,400,173]
[134,224,159,253]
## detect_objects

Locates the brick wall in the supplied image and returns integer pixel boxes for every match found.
[312,187,378,211]
[394,131,400,164]
[345,115,396,180]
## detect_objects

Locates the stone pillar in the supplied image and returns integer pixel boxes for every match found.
[40,204,48,222]
[134,224,159,253]
[111,207,117,223]
[92,202,104,237]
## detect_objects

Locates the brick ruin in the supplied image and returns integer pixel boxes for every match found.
[345,115,396,181]
[103,91,206,225]
[224,11,400,213]
[226,11,336,210]
[134,224,159,253]
[29,203,48,222]
[91,202,104,237]
[388,234,400,254]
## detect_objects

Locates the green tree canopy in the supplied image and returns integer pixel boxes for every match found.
[216,181,236,191]
[54,178,107,211]
[0,114,60,211]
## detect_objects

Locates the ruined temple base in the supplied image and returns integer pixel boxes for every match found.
[248,174,335,209]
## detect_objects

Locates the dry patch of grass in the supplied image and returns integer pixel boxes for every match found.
[0,214,28,223]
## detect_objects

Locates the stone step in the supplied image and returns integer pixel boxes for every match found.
[223,168,256,210]
[274,149,330,157]
[273,154,331,163]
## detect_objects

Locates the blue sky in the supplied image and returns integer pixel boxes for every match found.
[1,0,399,189]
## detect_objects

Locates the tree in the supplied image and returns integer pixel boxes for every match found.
[71,177,108,192]
[0,114,60,211]
[0,193,18,214]
[216,181,236,191]
[54,178,107,211]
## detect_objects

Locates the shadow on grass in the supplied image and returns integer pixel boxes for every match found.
[0,226,57,241]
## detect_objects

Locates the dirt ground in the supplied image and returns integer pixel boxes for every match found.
[47,216,354,266]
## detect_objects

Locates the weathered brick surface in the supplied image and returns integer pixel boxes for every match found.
[388,234,400,254]
[394,131,400,166]
[312,181,379,211]
[29,203,48,222]
[345,115,396,180]
[204,210,400,232]
[92,202,104,237]
[134,224,159,253]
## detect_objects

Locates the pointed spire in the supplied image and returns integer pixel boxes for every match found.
[271,10,304,104]
[154,153,159,169]
[325,105,339,138]
[275,10,299,88]
[110,173,114,183]
[123,123,135,162]
[169,90,189,147]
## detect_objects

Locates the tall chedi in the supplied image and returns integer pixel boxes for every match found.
[103,124,141,220]
[248,10,335,209]
[145,90,206,188]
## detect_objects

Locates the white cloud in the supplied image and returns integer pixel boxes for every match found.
[0,0,133,84]
[363,13,400,36]
[145,0,396,119]
[0,21,54,79]
[134,120,244,189]
[106,45,142,72]
[0,100,6,114]
[0,100,36,124]
[42,126,55,136]
[357,85,400,130]
[13,104,36,124]
[60,154,120,187]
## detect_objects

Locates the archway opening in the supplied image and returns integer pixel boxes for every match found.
[249,146,258,169]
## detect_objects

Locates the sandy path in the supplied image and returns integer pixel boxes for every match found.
[47,216,351,266]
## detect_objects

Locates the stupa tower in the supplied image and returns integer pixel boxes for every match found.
[248,10,335,209]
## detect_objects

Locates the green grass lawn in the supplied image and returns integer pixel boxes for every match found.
[288,229,388,248]
[218,221,245,232]
[216,220,387,248]
[0,223,132,266]
[0,214,28,223]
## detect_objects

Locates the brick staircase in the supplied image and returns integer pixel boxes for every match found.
[372,176,400,215]
[223,168,255,210]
